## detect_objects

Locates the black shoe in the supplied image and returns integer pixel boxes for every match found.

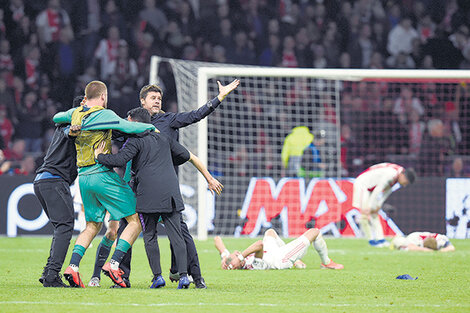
[39,266,48,284]
[194,277,207,289]
[43,273,69,288]
[110,277,131,288]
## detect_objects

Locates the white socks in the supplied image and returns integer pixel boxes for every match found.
[370,214,385,240]
[360,214,372,240]
[69,264,79,272]
[313,234,330,265]
[78,209,86,233]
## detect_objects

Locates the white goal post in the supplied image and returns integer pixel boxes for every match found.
[150,55,470,240]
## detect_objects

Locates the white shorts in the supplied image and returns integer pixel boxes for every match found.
[262,235,310,270]
[352,182,371,213]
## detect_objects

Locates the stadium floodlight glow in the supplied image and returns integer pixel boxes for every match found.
[150,56,470,240]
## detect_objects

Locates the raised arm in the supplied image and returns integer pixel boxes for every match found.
[188,152,224,195]
[168,79,240,129]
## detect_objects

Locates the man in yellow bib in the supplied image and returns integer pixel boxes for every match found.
[53,81,155,288]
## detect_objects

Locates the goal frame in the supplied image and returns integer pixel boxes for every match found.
[149,56,470,240]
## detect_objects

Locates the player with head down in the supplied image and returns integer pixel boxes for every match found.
[215,228,343,270]
[353,163,416,247]
[391,232,455,252]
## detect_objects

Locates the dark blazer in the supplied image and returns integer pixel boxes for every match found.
[97,131,190,213]
[151,97,221,141]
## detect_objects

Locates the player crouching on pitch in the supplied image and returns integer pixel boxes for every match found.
[391,232,455,252]
[215,228,343,270]
[353,163,416,248]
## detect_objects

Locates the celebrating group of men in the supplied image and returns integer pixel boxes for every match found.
[35,78,239,288]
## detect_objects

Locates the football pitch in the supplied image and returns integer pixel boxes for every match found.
[1,236,469,313]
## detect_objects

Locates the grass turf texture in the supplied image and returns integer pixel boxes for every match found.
[0,236,469,313]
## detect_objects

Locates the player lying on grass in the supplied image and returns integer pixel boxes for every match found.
[215,228,343,270]
[391,232,455,252]
[353,163,416,247]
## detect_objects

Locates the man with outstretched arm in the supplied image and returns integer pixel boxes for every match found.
[110,79,239,289]
[53,81,155,288]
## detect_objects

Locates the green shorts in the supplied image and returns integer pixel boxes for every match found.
[79,170,136,222]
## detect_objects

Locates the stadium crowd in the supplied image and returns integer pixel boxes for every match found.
[0,0,470,177]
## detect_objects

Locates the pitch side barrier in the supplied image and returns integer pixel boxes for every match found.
[0,175,454,238]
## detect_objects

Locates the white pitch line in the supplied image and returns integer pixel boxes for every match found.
[1,301,469,308]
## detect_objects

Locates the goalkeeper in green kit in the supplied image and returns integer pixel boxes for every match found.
[53,81,155,288]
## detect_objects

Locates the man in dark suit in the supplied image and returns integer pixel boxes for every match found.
[95,108,223,289]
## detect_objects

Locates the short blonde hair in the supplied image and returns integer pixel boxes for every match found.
[423,237,438,250]
[85,81,107,100]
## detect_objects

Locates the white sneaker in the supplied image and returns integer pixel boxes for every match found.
[88,276,100,287]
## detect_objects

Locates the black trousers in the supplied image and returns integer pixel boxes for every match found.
[118,215,201,280]
[33,179,74,274]
[139,211,187,276]
[170,214,202,280]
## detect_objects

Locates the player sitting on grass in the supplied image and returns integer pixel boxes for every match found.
[391,232,455,252]
[353,163,416,248]
[215,228,343,270]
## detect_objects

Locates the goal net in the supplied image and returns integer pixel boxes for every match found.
[150,56,470,240]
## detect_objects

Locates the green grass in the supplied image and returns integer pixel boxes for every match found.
[0,236,469,313]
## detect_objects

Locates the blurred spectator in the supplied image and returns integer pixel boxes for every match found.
[0,105,13,149]
[369,96,408,157]
[448,157,469,177]
[348,23,374,68]
[423,28,464,69]
[68,0,101,72]
[281,126,313,177]
[22,45,41,90]
[101,0,127,39]
[227,30,255,65]
[36,0,72,78]
[93,26,122,80]
[4,138,25,161]
[0,76,17,124]
[0,39,14,74]
[16,91,44,153]
[301,129,327,178]
[259,34,280,66]
[418,119,453,176]
[138,0,168,41]
[408,109,426,156]
[387,15,418,57]
[393,87,424,125]
[281,36,297,68]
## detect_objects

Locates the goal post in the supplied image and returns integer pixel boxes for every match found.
[150,56,470,240]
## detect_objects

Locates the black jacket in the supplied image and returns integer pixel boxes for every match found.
[151,97,221,141]
[36,125,78,185]
[97,131,190,213]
